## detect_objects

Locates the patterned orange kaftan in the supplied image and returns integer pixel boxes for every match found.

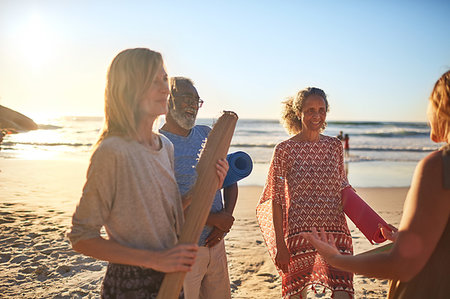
[256,135,354,298]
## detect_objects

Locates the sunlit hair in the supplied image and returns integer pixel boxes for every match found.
[168,77,195,107]
[281,87,329,135]
[95,48,163,148]
[429,70,450,143]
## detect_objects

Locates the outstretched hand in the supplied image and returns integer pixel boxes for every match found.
[302,227,341,262]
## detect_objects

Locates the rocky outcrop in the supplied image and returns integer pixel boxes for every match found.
[0,105,38,133]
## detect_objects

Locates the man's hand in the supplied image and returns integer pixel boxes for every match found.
[207,210,234,232]
[215,158,229,190]
[205,227,226,248]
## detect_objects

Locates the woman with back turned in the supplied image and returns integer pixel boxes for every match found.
[304,71,450,298]
[257,87,354,299]
[68,48,228,298]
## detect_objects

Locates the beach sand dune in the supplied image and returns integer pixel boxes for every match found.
[0,159,407,298]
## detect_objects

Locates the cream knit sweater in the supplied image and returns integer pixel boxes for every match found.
[68,135,184,251]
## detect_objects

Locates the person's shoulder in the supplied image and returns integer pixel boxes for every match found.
[274,139,294,152]
[97,136,128,152]
[418,150,443,173]
[194,125,211,134]
[192,125,211,138]
[91,136,131,163]
[413,150,447,190]
[159,128,176,139]
[158,133,174,151]
[158,127,168,136]
[413,149,450,206]
[158,133,171,144]
[276,139,290,148]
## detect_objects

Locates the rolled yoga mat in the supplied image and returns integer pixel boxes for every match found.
[342,187,392,244]
[157,111,238,299]
[222,151,253,188]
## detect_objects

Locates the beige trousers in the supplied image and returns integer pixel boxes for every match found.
[183,239,231,299]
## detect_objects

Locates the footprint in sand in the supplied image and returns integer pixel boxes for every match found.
[85,264,103,271]
[34,244,49,250]
[20,267,35,274]
[42,227,59,232]
[27,232,40,238]
[10,255,29,264]
[0,253,11,263]
[12,242,27,249]
[32,254,47,262]
[1,236,18,243]
[56,265,71,274]
[16,274,27,283]
[41,248,55,255]
[0,216,16,224]
[232,279,242,287]
[256,273,277,283]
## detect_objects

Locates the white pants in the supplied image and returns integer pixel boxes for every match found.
[183,239,231,299]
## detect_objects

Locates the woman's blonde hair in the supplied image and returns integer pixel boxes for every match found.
[95,48,163,148]
[281,87,329,135]
[429,70,450,143]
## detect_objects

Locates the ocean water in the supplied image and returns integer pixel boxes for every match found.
[0,117,444,187]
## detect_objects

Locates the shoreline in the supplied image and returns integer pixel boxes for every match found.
[0,158,408,298]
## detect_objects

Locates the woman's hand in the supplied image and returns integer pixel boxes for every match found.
[380,223,398,242]
[275,241,290,273]
[149,243,198,273]
[215,158,229,190]
[302,227,341,262]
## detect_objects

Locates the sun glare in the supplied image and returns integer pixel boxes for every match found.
[15,13,54,69]
[10,129,63,160]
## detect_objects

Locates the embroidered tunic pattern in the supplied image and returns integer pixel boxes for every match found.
[256,135,354,298]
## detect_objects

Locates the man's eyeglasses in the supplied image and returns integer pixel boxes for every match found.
[173,94,204,108]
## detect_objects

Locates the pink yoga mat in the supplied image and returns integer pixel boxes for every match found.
[342,187,391,244]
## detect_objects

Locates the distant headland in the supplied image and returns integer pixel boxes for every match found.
[0,105,38,133]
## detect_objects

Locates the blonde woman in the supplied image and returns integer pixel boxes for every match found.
[304,71,450,299]
[257,87,354,299]
[68,48,228,298]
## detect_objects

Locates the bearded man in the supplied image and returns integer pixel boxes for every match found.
[160,77,238,299]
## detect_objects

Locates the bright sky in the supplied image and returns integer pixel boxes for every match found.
[1,0,449,122]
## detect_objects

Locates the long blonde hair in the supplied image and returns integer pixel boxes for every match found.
[95,48,163,148]
[429,70,450,143]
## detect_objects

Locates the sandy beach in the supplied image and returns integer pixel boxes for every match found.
[0,158,408,298]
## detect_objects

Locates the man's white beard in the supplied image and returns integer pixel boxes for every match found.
[169,107,196,130]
